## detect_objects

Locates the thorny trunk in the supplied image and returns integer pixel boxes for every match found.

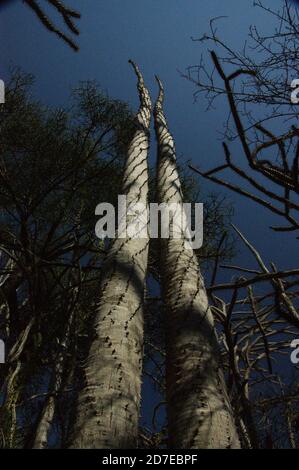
[154,77,240,449]
[68,62,151,449]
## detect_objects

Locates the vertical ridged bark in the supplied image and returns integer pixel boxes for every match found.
[154,77,240,449]
[68,62,151,448]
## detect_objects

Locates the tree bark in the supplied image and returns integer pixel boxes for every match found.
[32,308,75,449]
[68,62,151,448]
[154,76,240,449]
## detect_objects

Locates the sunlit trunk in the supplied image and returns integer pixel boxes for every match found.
[68,62,151,448]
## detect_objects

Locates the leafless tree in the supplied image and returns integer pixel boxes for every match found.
[185,0,299,448]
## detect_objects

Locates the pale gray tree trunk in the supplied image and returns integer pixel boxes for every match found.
[154,77,240,449]
[32,307,75,449]
[32,394,56,449]
[68,62,151,448]
[0,257,21,338]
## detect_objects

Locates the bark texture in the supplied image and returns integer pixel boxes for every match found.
[32,309,75,448]
[68,62,151,448]
[154,76,240,449]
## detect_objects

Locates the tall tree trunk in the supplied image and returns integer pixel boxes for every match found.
[32,307,76,449]
[154,77,240,449]
[0,257,21,340]
[0,317,34,448]
[68,62,151,448]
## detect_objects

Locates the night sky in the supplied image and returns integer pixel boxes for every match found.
[1,0,296,285]
[0,0,297,427]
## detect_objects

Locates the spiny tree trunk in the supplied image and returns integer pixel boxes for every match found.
[154,76,240,449]
[68,62,151,449]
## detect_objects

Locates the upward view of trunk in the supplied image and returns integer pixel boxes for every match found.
[154,77,240,449]
[68,62,151,448]
[32,307,75,449]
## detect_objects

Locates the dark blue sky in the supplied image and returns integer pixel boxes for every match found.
[0,0,296,272]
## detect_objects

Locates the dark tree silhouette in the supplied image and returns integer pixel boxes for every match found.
[0,0,81,50]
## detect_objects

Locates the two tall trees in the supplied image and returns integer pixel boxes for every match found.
[0,64,241,448]
[68,64,240,448]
